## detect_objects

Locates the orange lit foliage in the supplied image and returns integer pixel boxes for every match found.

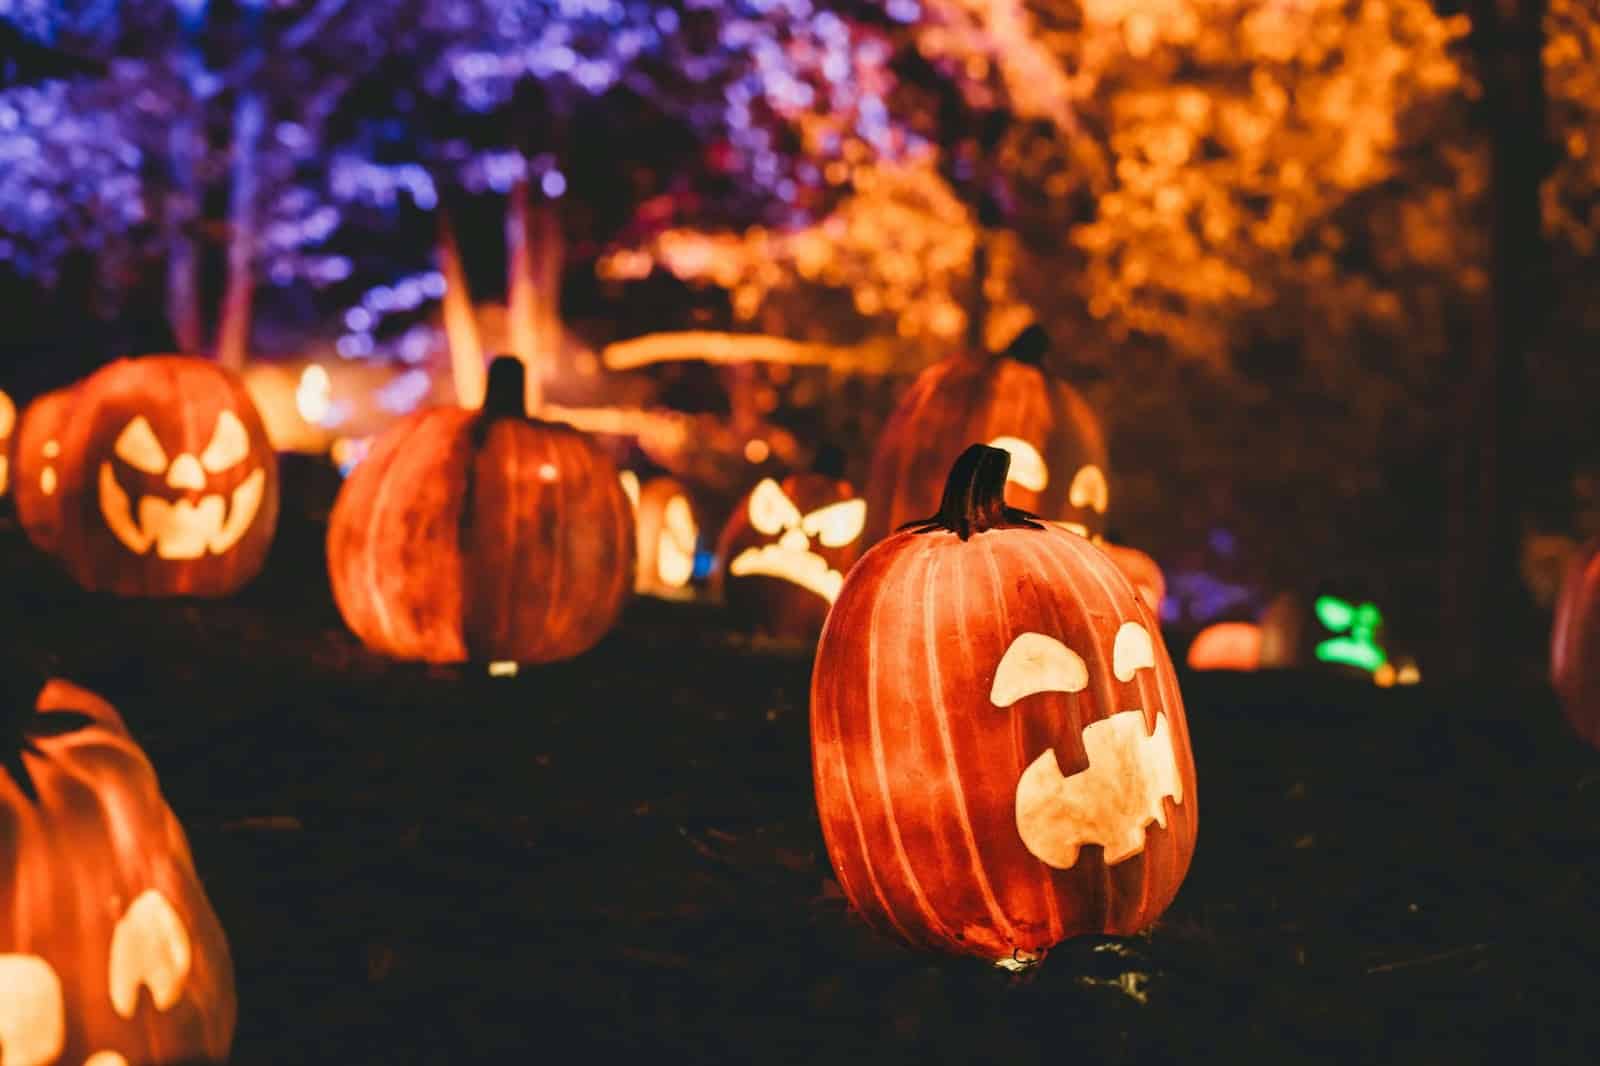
[327,356,635,664]
[0,676,236,1065]
[1551,537,1600,749]
[813,445,1196,964]
[1543,0,1600,259]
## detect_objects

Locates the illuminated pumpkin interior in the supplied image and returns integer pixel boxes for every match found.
[728,478,866,604]
[0,389,13,495]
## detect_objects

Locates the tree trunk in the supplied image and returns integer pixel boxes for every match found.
[437,207,485,408]
[215,89,265,371]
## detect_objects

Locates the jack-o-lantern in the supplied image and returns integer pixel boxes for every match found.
[1551,537,1600,749]
[11,358,280,597]
[327,355,635,664]
[620,471,700,599]
[812,444,1198,965]
[1,674,237,1065]
[864,325,1109,546]
[714,471,867,641]
[0,388,14,496]
[1100,541,1166,618]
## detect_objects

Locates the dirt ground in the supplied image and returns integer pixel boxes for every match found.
[4,468,1598,1066]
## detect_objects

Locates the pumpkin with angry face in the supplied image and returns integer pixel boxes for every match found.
[12,357,279,597]
[0,674,237,1065]
[812,444,1198,964]
[864,324,1110,546]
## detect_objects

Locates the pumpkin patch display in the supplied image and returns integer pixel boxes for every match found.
[0,674,237,1065]
[1551,537,1600,749]
[620,471,700,599]
[11,357,279,597]
[864,324,1109,546]
[327,354,635,664]
[714,456,867,642]
[812,444,1197,965]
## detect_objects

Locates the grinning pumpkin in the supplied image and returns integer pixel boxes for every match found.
[812,444,1197,965]
[714,464,867,642]
[864,324,1109,547]
[1551,537,1600,749]
[620,471,700,599]
[0,388,13,496]
[1100,541,1166,618]
[10,358,280,598]
[327,355,635,664]
[0,673,236,1065]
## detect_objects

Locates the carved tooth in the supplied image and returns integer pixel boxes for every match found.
[0,954,65,1066]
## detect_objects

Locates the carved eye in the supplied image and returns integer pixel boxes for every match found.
[1067,464,1108,514]
[200,410,250,473]
[986,436,1049,492]
[663,495,696,546]
[109,890,192,1018]
[801,498,866,547]
[748,478,802,536]
[0,954,64,1066]
[114,416,169,474]
[1113,622,1156,682]
[991,632,1088,708]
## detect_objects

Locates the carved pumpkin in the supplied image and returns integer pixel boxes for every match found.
[0,674,236,1065]
[1100,541,1166,617]
[813,444,1198,965]
[1551,537,1600,749]
[714,470,867,642]
[327,355,635,664]
[11,358,279,597]
[0,388,13,496]
[864,325,1109,547]
[619,471,700,599]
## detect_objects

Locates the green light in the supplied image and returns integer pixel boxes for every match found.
[1313,595,1388,673]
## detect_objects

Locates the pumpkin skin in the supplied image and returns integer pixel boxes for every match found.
[13,387,82,557]
[327,355,635,664]
[1101,541,1166,618]
[1551,537,1600,749]
[623,473,700,600]
[13,357,280,597]
[813,445,1197,964]
[714,472,867,642]
[1186,622,1263,671]
[0,388,14,496]
[864,325,1109,547]
[0,676,236,1065]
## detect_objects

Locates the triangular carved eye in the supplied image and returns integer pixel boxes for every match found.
[0,953,65,1066]
[114,416,169,474]
[801,499,866,547]
[748,479,802,536]
[991,633,1088,707]
[200,410,250,473]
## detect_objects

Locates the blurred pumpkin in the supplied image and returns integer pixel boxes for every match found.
[865,324,1109,546]
[620,471,700,600]
[0,672,236,1065]
[1551,536,1600,749]
[1100,541,1166,617]
[0,388,13,496]
[813,444,1197,965]
[11,357,279,597]
[1186,622,1263,671]
[327,355,635,664]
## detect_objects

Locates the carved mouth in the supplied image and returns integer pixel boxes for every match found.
[1014,708,1183,869]
[728,544,844,604]
[98,462,266,560]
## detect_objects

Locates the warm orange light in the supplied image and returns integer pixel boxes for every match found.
[744,438,771,464]
[295,365,331,425]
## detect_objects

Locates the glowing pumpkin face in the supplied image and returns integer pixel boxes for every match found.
[812,445,1197,965]
[620,472,700,599]
[715,473,867,641]
[0,678,236,1065]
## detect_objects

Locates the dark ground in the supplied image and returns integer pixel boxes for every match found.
[4,461,1599,1066]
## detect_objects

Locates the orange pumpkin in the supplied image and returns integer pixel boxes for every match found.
[620,472,700,600]
[1186,622,1264,671]
[327,355,635,664]
[11,357,280,597]
[1551,537,1600,749]
[0,674,236,1064]
[864,325,1109,546]
[714,471,867,642]
[0,388,14,496]
[1101,541,1166,617]
[813,444,1198,965]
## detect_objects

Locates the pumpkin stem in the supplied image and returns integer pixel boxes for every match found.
[1002,323,1049,366]
[480,354,527,419]
[900,443,1043,540]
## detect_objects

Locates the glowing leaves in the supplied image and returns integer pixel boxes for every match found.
[108,890,192,1019]
[0,954,64,1066]
[990,632,1087,707]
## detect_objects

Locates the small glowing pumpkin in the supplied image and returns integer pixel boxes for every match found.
[620,471,700,599]
[327,355,635,664]
[813,444,1197,965]
[0,673,236,1065]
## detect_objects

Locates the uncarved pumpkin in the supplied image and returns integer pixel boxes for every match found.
[813,444,1198,964]
[0,674,236,1065]
[1186,622,1263,671]
[864,325,1109,546]
[1551,537,1600,749]
[327,355,635,664]
[11,357,280,597]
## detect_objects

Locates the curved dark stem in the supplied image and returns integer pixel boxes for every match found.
[1003,323,1050,367]
[480,354,527,420]
[0,667,89,803]
[899,444,1043,541]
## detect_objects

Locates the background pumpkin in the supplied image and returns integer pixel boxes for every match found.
[621,472,700,600]
[327,354,635,664]
[0,671,236,1065]
[864,324,1109,546]
[12,357,280,598]
[1551,536,1600,749]
[1100,540,1167,618]
[0,388,13,497]
[813,444,1198,964]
